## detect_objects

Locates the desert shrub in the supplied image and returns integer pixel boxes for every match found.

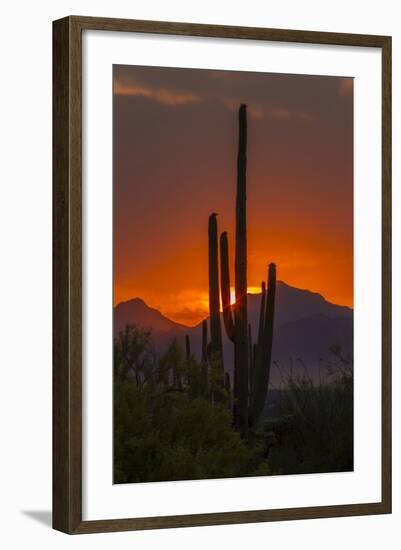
[265,349,353,475]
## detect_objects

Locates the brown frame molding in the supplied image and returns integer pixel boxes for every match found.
[53,15,392,534]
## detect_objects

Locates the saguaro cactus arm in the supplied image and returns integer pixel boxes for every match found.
[263,263,277,389]
[220,231,235,342]
[257,281,266,349]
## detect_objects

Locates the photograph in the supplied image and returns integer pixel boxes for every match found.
[112,64,354,484]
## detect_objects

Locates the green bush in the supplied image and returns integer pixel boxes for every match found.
[113,324,269,483]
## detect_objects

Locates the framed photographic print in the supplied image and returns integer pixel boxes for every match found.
[53,16,392,534]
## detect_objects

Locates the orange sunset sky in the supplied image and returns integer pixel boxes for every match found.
[113,65,353,326]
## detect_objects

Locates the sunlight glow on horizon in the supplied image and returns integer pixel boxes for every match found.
[230,286,261,306]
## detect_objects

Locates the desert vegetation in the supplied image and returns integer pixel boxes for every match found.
[113,324,353,482]
[113,324,270,483]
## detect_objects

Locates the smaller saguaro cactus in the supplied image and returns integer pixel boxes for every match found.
[252,280,266,406]
[250,263,277,427]
[208,213,224,381]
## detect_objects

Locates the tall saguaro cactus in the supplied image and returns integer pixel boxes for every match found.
[209,104,276,433]
[235,105,249,437]
[219,104,249,438]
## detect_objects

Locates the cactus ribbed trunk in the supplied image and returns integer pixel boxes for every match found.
[185,334,191,362]
[248,323,253,405]
[208,213,224,388]
[201,320,208,363]
[248,324,253,368]
[234,104,249,438]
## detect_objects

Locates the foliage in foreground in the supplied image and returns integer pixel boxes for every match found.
[113,324,353,483]
[113,324,270,483]
[265,350,354,475]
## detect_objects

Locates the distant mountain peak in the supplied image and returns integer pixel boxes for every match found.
[117,296,146,307]
[114,297,187,335]
[276,280,328,299]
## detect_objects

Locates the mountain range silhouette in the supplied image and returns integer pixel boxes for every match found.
[114,281,353,384]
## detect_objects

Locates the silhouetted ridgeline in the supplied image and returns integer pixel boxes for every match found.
[113,281,353,386]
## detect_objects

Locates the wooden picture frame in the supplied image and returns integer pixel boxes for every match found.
[53,15,392,534]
